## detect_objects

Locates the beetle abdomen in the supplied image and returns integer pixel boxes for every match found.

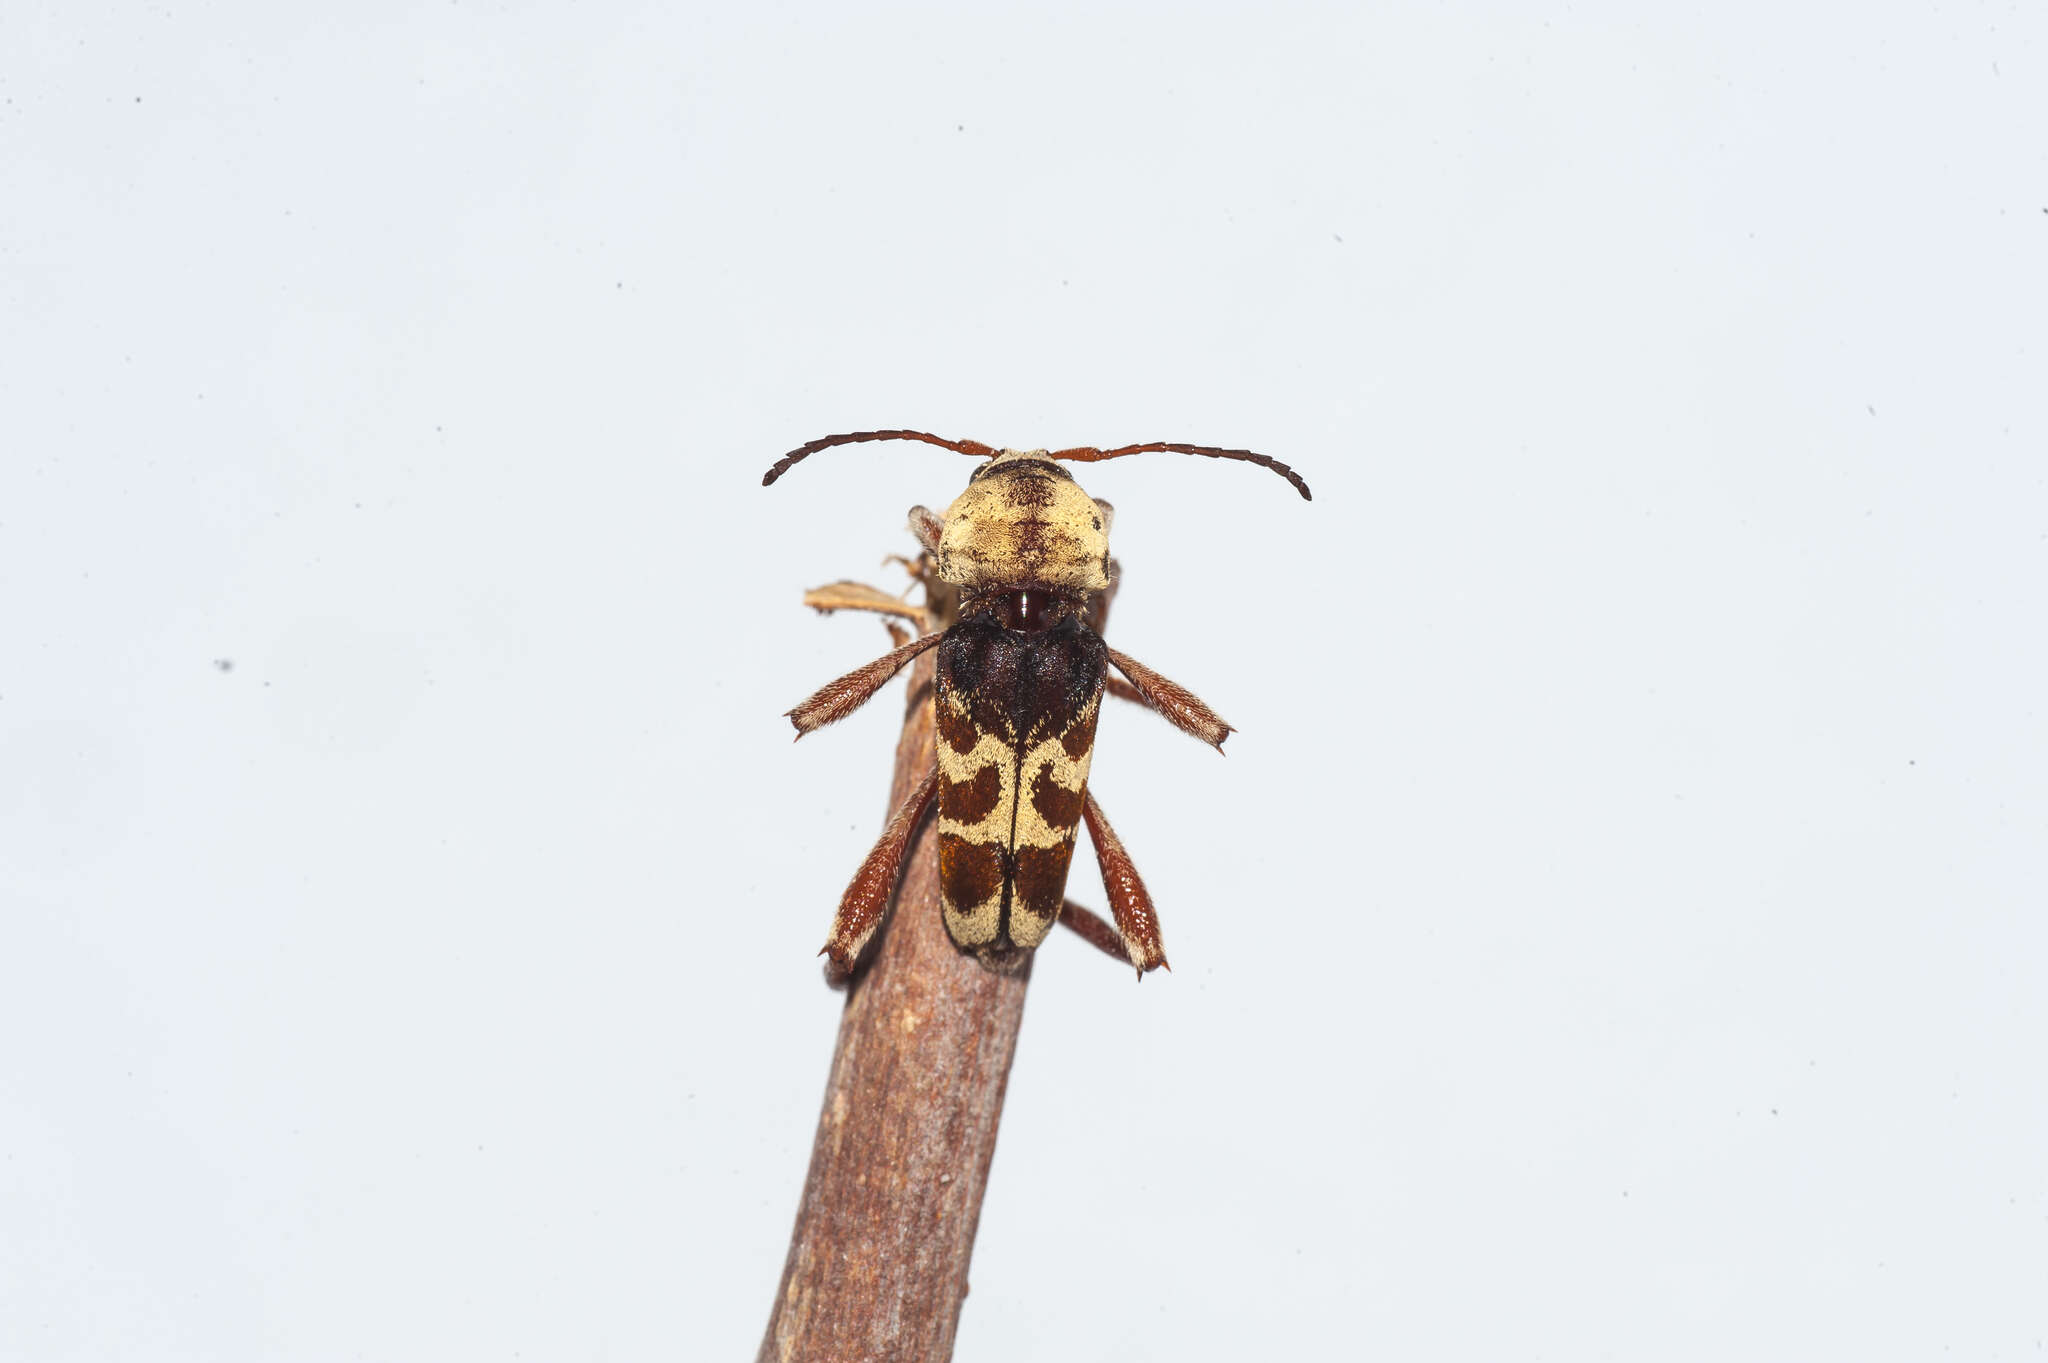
[934,616,1106,965]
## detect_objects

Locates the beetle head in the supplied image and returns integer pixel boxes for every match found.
[761,430,1306,599]
[934,450,1114,593]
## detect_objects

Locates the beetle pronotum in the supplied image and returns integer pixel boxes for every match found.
[769,430,1310,978]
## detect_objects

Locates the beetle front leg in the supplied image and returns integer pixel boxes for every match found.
[1080,789,1169,977]
[822,763,941,978]
[785,632,943,737]
[1103,647,1232,751]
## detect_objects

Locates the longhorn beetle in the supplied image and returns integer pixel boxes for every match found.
[767,430,1310,979]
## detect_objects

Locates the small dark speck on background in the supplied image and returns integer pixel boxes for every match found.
[212,658,233,673]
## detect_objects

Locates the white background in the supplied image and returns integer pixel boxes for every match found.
[4,3,2044,1359]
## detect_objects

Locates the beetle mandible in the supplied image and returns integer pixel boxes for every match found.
[766,430,1311,979]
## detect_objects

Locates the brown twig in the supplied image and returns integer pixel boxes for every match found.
[758,646,1031,1363]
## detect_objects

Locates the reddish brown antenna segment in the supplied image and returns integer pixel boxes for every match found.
[760,429,999,486]
[1049,441,1313,500]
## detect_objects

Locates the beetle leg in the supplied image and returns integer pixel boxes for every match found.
[1103,647,1232,751]
[1081,789,1169,977]
[1104,675,1147,708]
[786,632,943,737]
[822,763,941,977]
[907,505,945,556]
[1056,898,1140,968]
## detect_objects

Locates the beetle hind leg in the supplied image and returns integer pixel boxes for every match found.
[1070,789,1169,978]
[821,763,941,979]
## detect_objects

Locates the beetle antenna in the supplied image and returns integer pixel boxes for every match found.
[762,430,1000,487]
[1047,442,1312,501]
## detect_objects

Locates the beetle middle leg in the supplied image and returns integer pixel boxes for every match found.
[1104,675,1148,708]
[1056,898,1148,971]
[1104,647,1233,751]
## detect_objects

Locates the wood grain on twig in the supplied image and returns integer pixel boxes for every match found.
[759,648,1030,1363]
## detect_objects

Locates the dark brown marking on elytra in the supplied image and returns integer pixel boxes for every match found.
[938,833,1004,922]
[936,695,981,753]
[940,764,1002,825]
[1027,758,1084,833]
[1013,841,1078,927]
[1059,701,1098,760]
